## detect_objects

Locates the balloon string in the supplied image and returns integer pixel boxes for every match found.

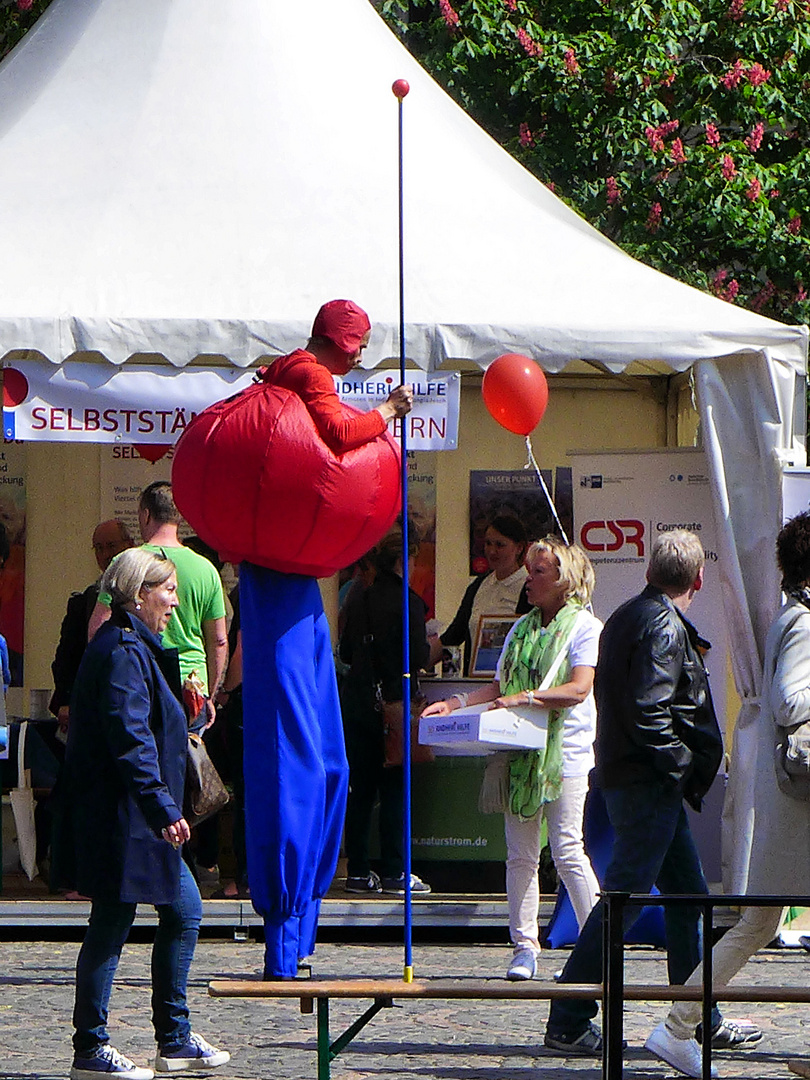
[525,435,570,545]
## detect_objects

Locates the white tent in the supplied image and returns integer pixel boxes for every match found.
[0,0,806,888]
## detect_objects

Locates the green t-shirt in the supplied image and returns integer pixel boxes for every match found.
[142,544,226,692]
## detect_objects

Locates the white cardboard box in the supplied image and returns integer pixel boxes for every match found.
[418,702,549,755]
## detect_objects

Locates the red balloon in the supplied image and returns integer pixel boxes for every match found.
[172,382,401,579]
[482,353,549,435]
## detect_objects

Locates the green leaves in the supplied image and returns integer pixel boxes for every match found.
[381,0,810,322]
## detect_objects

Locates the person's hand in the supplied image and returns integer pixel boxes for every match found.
[57,706,70,733]
[421,699,454,717]
[203,697,217,729]
[376,384,414,423]
[162,818,191,847]
[492,693,526,710]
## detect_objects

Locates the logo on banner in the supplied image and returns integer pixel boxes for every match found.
[580,474,603,489]
[580,519,645,557]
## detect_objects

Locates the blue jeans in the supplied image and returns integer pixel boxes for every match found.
[72,859,203,1054]
[547,780,719,1037]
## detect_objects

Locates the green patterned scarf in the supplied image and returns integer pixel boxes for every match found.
[501,600,583,821]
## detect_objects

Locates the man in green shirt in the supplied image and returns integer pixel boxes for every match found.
[89,482,227,728]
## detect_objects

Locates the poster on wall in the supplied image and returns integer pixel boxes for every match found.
[407,451,437,618]
[98,444,193,543]
[571,448,728,883]
[0,438,26,686]
[570,449,727,727]
[468,468,570,574]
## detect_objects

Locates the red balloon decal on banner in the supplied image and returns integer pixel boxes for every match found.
[134,444,171,464]
[2,368,28,408]
[482,354,549,435]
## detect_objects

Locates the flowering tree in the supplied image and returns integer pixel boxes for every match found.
[379,0,810,324]
[0,0,51,59]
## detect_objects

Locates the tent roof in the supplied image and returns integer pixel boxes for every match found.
[0,0,805,374]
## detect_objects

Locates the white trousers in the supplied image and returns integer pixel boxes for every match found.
[666,905,785,1038]
[504,773,599,952]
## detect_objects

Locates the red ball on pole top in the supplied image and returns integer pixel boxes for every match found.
[392,79,410,100]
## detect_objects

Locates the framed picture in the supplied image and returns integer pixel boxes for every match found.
[469,614,519,678]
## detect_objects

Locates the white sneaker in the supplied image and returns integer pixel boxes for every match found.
[506,946,537,981]
[645,1021,717,1079]
[71,1046,154,1080]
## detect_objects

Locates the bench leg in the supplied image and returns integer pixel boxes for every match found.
[316,997,394,1080]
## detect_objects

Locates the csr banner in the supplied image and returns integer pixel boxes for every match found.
[2,361,457,451]
[571,449,728,732]
[782,468,810,522]
[571,448,729,883]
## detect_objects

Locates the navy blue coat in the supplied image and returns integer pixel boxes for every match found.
[62,611,188,905]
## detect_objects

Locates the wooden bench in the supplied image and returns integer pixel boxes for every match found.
[209,976,810,1080]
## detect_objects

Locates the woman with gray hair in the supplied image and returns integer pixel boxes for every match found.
[423,536,601,979]
[58,548,229,1080]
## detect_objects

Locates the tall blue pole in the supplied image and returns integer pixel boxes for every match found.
[392,77,413,982]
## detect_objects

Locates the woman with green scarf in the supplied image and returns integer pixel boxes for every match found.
[422,537,601,980]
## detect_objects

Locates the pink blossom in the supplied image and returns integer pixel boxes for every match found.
[796,285,808,303]
[645,202,663,233]
[670,138,686,164]
[747,63,771,87]
[645,125,664,152]
[659,119,679,136]
[745,177,762,200]
[519,122,535,148]
[728,0,745,21]
[517,27,542,57]
[727,280,740,300]
[721,59,745,89]
[721,154,737,180]
[654,168,672,183]
[705,123,721,147]
[564,48,580,75]
[606,176,621,206]
[788,215,802,235]
[775,0,789,10]
[503,0,518,9]
[659,71,676,87]
[769,188,780,199]
[546,181,556,193]
[439,0,460,30]
[16,0,33,9]
[750,280,776,313]
[745,122,764,153]
[712,271,740,303]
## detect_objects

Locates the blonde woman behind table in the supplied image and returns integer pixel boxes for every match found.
[422,537,601,979]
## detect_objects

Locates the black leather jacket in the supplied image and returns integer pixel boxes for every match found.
[593,585,723,811]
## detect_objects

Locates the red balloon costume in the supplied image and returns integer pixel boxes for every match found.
[173,301,400,977]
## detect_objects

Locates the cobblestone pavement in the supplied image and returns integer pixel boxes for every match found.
[2,935,810,1080]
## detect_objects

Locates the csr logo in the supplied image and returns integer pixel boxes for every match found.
[580,520,645,556]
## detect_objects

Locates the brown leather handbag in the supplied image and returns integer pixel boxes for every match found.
[184,732,230,827]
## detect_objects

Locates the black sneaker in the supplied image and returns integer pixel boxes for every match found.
[544,1022,603,1057]
[381,873,431,895]
[697,1018,763,1048]
[345,871,382,894]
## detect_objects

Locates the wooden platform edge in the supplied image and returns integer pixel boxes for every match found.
[209,978,810,1004]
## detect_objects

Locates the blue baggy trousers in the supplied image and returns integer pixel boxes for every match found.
[241,564,349,978]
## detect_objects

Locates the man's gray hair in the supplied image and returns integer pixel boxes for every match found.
[648,529,705,592]
[100,547,175,609]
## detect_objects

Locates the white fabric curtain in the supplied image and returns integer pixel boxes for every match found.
[695,353,804,891]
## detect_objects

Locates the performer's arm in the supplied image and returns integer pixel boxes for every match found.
[285,363,409,453]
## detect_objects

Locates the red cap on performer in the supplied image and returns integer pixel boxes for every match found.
[312,299,371,355]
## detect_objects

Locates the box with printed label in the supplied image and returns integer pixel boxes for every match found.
[418,703,549,755]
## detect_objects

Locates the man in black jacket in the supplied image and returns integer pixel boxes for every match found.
[544,529,728,1057]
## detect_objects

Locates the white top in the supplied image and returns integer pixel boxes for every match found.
[468,566,529,647]
[496,608,602,777]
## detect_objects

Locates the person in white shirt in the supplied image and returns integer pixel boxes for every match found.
[423,537,601,979]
